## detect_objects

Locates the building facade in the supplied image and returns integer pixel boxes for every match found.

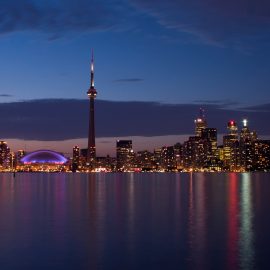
[116,140,134,171]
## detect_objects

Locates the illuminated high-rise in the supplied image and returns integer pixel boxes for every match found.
[202,128,217,157]
[174,143,183,170]
[136,150,154,171]
[227,120,238,137]
[240,119,257,171]
[160,146,176,171]
[223,120,240,171]
[154,148,162,170]
[194,108,207,137]
[202,128,219,168]
[254,140,270,170]
[116,140,133,171]
[183,136,206,169]
[72,146,80,171]
[0,141,10,167]
[87,50,97,167]
[240,119,251,169]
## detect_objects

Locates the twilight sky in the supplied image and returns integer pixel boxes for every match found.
[1,0,270,155]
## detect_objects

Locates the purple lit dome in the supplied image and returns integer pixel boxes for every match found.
[21,150,67,164]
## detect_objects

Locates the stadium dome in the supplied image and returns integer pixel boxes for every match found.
[21,150,68,164]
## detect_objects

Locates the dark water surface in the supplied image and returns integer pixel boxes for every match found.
[0,172,269,269]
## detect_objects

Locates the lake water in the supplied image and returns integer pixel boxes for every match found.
[0,172,269,269]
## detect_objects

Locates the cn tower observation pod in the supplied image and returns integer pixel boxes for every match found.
[21,150,68,165]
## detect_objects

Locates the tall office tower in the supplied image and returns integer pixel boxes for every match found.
[174,143,183,170]
[161,146,176,171]
[239,119,255,171]
[116,140,133,171]
[228,120,238,137]
[202,128,218,165]
[254,140,270,171]
[194,108,207,137]
[72,146,80,171]
[87,50,98,167]
[0,141,10,167]
[183,136,206,170]
[223,120,240,171]
[10,152,16,169]
[154,148,162,170]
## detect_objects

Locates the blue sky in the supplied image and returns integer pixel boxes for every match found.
[1,0,270,154]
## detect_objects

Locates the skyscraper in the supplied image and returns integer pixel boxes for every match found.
[160,146,176,171]
[116,140,133,171]
[194,108,207,137]
[223,121,240,171]
[239,119,256,171]
[254,140,270,170]
[0,141,10,168]
[87,50,97,166]
[72,146,80,171]
[183,136,206,169]
[202,128,218,160]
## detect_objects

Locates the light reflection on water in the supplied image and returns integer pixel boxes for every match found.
[227,173,239,270]
[187,173,208,269]
[0,172,268,270]
[239,173,254,270]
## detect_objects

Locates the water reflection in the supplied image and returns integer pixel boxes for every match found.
[0,172,265,270]
[127,173,135,259]
[239,173,254,270]
[227,173,239,270]
[226,173,255,270]
[187,173,207,269]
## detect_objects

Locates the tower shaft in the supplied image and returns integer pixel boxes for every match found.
[87,96,96,163]
[87,50,97,166]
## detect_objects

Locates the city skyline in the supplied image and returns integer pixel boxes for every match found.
[1,1,270,152]
[2,110,269,172]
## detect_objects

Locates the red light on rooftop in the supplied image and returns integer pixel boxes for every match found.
[228,120,236,126]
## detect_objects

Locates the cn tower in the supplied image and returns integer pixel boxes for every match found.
[87,50,97,166]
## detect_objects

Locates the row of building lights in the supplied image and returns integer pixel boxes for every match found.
[70,114,270,172]
[0,117,268,173]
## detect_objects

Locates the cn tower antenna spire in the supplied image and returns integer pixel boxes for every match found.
[91,49,94,88]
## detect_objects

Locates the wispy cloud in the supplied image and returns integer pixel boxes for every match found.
[113,78,144,83]
[0,94,12,97]
[0,0,129,37]
[0,0,269,47]
[239,103,270,112]
[130,0,270,46]
[193,99,239,107]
